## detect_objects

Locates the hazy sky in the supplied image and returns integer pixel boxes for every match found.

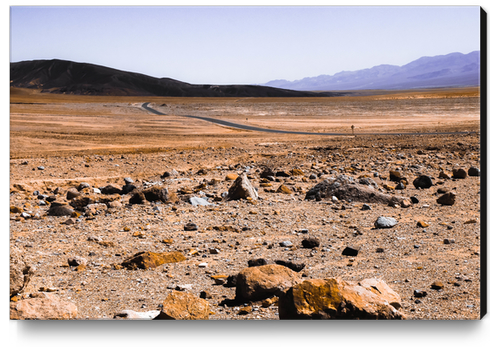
[10,5,481,84]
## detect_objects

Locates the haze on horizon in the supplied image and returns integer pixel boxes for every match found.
[10,5,480,85]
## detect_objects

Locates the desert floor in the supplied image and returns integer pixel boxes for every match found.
[9,87,482,320]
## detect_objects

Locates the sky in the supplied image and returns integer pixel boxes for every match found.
[8,4,482,84]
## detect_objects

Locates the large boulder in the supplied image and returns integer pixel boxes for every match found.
[305,175,404,205]
[121,251,186,270]
[153,291,210,320]
[235,264,301,302]
[227,173,259,201]
[278,278,404,320]
[10,292,78,320]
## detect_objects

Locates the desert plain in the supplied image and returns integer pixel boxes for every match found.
[9,87,482,320]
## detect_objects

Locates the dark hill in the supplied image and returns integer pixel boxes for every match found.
[10,59,342,97]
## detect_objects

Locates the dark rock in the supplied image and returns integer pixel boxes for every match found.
[100,185,123,195]
[413,175,433,189]
[410,196,420,204]
[436,192,456,206]
[48,202,75,217]
[413,290,427,298]
[452,168,467,179]
[361,203,372,210]
[389,170,402,182]
[274,260,305,272]
[121,251,186,270]
[301,237,320,249]
[184,223,198,231]
[122,184,137,194]
[305,175,405,205]
[248,258,269,267]
[468,167,480,177]
[66,189,81,200]
[341,246,359,257]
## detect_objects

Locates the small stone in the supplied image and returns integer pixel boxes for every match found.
[468,167,480,177]
[124,177,134,184]
[374,216,397,229]
[413,290,427,298]
[413,175,433,189]
[437,192,456,206]
[341,246,359,257]
[301,237,320,249]
[274,260,305,272]
[67,256,87,267]
[376,248,384,253]
[430,281,444,290]
[452,168,467,179]
[443,239,455,244]
[361,204,372,211]
[410,196,420,204]
[37,166,45,170]
[225,173,239,181]
[417,221,429,228]
[184,223,198,231]
[248,258,269,267]
[237,306,252,315]
[279,241,293,247]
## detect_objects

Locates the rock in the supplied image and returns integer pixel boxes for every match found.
[121,251,186,270]
[189,196,212,206]
[305,175,404,205]
[238,306,253,315]
[468,167,480,177]
[309,174,318,180]
[227,173,259,201]
[77,182,91,191]
[361,203,372,211]
[184,223,198,231]
[452,168,467,179]
[47,202,75,217]
[10,292,78,320]
[417,221,429,228]
[122,184,137,194]
[100,184,123,195]
[443,238,455,244]
[144,186,178,203]
[66,189,81,200]
[260,167,275,178]
[437,187,450,194]
[10,253,34,298]
[248,258,270,267]
[431,281,444,290]
[414,290,428,298]
[154,291,210,320]
[162,169,179,178]
[301,237,320,249]
[225,173,239,181]
[67,256,87,267]
[278,278,404,319]
[400,199,412,208]
[374,216,397,229]
[439,171,451,179]
[389,170,402,182]
[235,264,302,302]
[37,166,45,170]
[413,175,433,189]
[276,184,293,194]
[410,196,420,204]
[395,182,405,190]
[358,177,378,189]
[437,192,456,206]
[279,241,293,247]
[114,309,160,320]
[123,177,134,184]
[341,246,359,256]
[274,260,305,272]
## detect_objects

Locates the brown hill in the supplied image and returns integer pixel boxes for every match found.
[10,59,343,97]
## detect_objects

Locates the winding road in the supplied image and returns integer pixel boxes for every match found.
[141,102,476,137]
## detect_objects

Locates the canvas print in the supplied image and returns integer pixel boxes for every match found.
[9,6,483,320]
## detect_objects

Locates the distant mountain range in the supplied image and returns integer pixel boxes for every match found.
[9,59,342,97]
[262,51,480,91]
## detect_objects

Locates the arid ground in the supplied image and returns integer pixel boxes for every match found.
[9,87,482,320]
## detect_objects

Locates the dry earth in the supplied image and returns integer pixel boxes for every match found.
[9,87,482,320]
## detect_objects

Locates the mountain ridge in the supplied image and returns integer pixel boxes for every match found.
[10,59,343,97]
[262,51,480,91]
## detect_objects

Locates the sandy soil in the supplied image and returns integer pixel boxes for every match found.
[9,87,482,320]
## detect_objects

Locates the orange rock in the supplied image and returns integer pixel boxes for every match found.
[154,291,210,320]
[276,184,293,194]
[225,173,239,181]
